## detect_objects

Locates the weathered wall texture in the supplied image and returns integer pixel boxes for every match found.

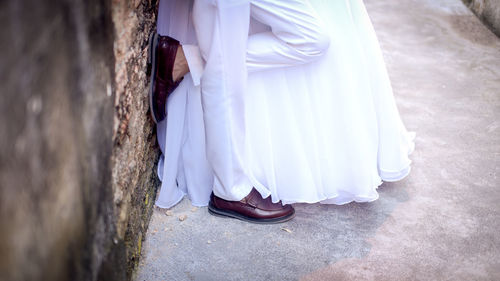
[0,0,159,280]
[110,0,159,278]
[0,0,116,280]
[463,0,500,36]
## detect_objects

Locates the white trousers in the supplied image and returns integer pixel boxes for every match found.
[155,0,414,208]
[190,0,330,201]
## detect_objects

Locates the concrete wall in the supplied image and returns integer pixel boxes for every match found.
[463,0,500,36]
[0,0,158,280]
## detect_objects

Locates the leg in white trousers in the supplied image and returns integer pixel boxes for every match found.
[192,0,330,201]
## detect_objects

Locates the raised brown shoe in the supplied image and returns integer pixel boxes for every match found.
[208,188,295,224]
[148,33,183,123]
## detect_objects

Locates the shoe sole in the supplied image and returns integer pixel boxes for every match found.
[208,202,295,224]
[148,32,159,124]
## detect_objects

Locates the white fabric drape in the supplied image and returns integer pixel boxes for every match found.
[155,0,415,208]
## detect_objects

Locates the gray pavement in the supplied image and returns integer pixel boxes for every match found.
[135,0,500,280]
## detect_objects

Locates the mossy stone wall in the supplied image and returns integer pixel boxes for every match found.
[463,0,500,37]
[0,0,159,280]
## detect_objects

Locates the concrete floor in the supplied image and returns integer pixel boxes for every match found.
[135,0,500,280]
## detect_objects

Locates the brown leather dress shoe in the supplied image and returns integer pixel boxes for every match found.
[148,32,183,123]
[208,188,295,224]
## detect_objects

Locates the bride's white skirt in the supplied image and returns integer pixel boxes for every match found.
[155,0,415,208]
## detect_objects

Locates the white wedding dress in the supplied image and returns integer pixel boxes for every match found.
[155,0,415,208]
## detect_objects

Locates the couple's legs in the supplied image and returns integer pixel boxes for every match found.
[193,0,330,73]
[246,0,330,72]
[192,0,330,201]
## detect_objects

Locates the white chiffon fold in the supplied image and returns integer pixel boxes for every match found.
[155,0,415,208]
